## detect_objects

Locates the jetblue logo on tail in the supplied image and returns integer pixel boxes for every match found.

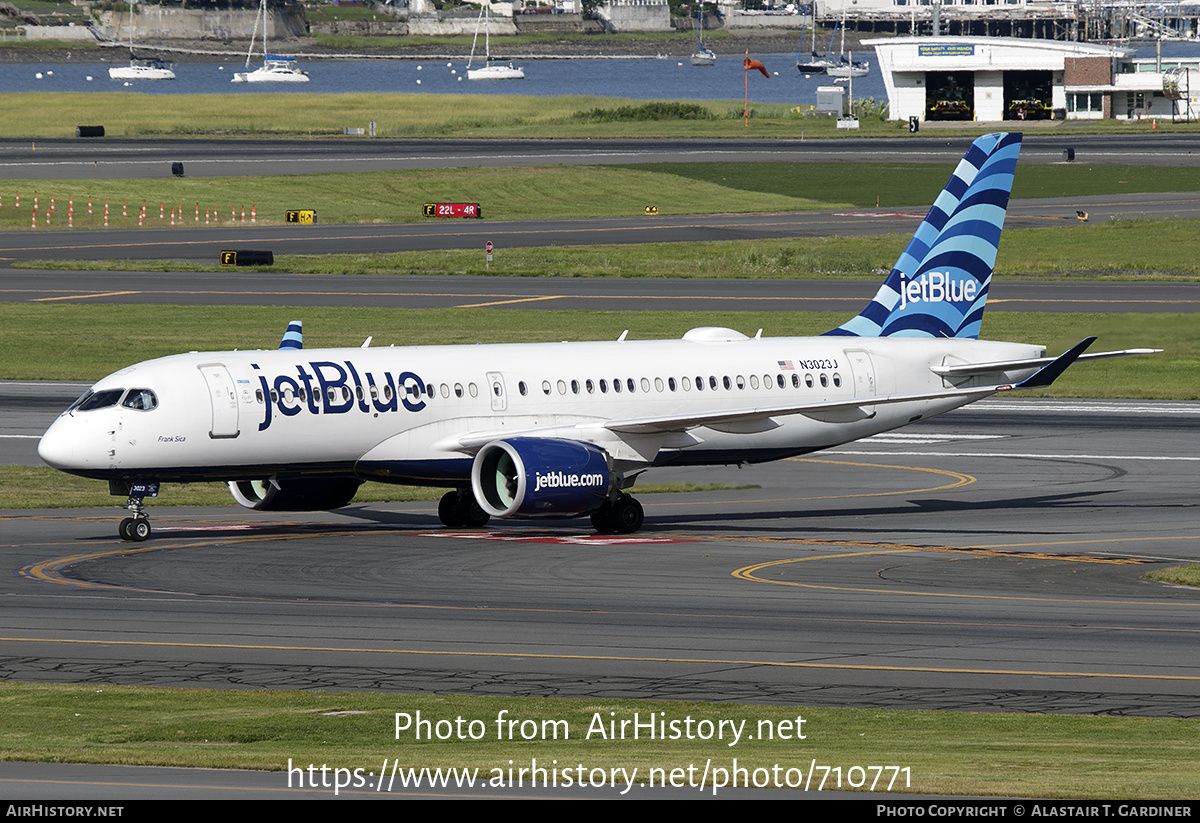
[826,132,1021,340]
[897,272,979,311]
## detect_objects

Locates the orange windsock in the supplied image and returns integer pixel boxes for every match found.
[743,57,769,78]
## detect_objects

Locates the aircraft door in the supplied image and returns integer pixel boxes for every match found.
[845,349,877,409]
[486,371,507,412]
[198,363,240,439]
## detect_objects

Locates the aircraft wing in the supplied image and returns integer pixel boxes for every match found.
[446,382,1001,450]
[604,384,1000,435]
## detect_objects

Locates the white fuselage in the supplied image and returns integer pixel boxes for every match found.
[38,332,1044,487]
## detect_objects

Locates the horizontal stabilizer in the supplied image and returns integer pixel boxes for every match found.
[932,347,1163,379]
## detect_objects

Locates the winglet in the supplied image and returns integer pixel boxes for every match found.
[279,320,303,350]
[1002,337,1096,391]
[827,132,1022,340]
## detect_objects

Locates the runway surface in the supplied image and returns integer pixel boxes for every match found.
[4,270,1200,314]
[3,135,1200,180]
[5,398,1200,717]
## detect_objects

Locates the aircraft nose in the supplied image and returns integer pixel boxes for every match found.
[37,420,76,470]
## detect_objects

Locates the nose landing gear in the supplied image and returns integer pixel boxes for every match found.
[112,480,158,542]
[119,515,151,542]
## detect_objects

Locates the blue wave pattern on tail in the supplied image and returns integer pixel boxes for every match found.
[826,132,1022,339]
[279,321,303,350]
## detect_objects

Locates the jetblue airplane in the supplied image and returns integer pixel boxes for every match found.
[38,132,1155,542]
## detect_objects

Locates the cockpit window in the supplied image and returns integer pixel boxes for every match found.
[65,389,94,414]
[76,388,125,412]
[122,389,158,411]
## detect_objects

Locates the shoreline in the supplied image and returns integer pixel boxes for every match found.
[0,30,878,64]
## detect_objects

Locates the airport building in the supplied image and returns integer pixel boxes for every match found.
[865,35,1200,121]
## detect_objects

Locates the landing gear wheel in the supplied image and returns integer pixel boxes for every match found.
[131,519,151,542]
[459,495,490,528]
[119,517,135,542]
[591,507,615,534]
[439,490,491,529]
[438,491,463,528]
[610,496,644,534]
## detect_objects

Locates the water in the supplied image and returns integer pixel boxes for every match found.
[1,52,889,105]
[13,40,1196,107]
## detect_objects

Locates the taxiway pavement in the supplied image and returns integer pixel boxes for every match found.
[3,135,1200,180]
[4,399,1199,716]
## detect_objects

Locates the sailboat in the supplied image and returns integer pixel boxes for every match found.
[232,0,309,84]
[795,17,832,74]
[690,2,715,66]
[824,10,869,78]
[467,2,524,80]
[108,1,175,81]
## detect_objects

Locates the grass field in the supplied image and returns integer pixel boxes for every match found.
[0,165,838,230]
[5,91,1200,139]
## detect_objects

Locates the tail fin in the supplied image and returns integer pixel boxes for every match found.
[826,131,1022,339]
[279,320,303,350]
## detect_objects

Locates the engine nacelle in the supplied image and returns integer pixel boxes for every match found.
[228,477,362,511]
[471,438,613,519]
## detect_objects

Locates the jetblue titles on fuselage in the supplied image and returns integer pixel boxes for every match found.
[252,360,427,432]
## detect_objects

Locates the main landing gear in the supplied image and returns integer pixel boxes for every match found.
[438,489,491,528]
[591,494,644,535]
[118,493,152,542]
[436,488,644,534]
